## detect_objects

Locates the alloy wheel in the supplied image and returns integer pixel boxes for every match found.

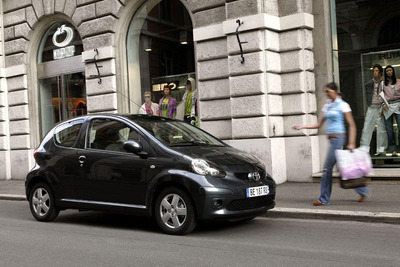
[32,187,51,217]
[159,193,188,229]
[29,183,59,222]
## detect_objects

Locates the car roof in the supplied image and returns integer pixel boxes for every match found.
[66,113,176,122]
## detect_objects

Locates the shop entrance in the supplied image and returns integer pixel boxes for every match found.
[37,22,86,137]
[39,72,86,136]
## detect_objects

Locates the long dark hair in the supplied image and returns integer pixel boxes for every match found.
[325,82,343,97]
[384,65,396,86]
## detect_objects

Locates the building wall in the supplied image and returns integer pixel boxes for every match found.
[0,0,324,183]
[192,0,318,183]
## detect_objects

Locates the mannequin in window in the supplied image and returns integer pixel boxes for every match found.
[381,65,400,156]
[359,64,387,156]
[182,78,198,126]
[139,91,159,115]
[158,85,176,119]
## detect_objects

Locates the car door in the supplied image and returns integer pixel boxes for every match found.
[46,120,84,200]
[75,118,149,206]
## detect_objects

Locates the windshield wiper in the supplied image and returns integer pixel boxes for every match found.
[170,139,211,147]
[190,139,209,145]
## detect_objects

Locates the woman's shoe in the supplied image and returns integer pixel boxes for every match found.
[313,200,327,206]
[358,196,367,202]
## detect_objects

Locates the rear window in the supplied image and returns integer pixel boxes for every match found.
[54,121,83,147]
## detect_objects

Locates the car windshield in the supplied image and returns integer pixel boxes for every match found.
[126,116,225,147]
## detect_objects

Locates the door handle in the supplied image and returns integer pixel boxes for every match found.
[78,155,86,166]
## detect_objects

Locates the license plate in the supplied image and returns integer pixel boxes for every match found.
[246,185,269,198]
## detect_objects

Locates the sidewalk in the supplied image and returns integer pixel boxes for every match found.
[1,179,399,224]
[0,180,26,201]
[269,181,400,224]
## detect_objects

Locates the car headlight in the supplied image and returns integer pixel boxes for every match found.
[191,159,220,176]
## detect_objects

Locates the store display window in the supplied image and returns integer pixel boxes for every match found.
[332,0,400,162]
[126,0,195,115]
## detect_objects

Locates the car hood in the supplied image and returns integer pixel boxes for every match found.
[172,145,260,167]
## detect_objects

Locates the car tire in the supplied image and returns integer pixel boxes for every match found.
[155,187,197,235]
[29,182,59,222]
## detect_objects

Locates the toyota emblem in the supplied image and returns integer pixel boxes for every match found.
[248,172,261,181]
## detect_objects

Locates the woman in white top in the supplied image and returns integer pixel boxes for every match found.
[139,91,159,116]
[293,82,369,205]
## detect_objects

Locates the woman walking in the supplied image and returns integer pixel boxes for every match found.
[293,82,370,205]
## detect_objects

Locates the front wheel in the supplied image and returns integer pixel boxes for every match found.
[155,187,197,235]
[29,183,59,222]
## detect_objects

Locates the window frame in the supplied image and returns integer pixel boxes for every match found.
[53,119,84,148]
[84,117,146,154]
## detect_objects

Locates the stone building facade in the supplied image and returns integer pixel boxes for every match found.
[0,0,336,183]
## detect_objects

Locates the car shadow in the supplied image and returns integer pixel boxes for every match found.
[51,210,260,235]
[54,211,160,233]
[193,218,261,234]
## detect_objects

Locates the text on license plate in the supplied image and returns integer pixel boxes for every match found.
[246,185,269,198]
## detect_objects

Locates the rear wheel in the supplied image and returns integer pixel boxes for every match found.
[155,187,197,235]
[29,183,59,222]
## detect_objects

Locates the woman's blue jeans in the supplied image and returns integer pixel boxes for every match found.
[319,135,370,204]
[384,113,400,152]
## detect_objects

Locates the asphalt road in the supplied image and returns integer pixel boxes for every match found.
[1,200,399,267]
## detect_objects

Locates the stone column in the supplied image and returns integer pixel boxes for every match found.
[78,0,121,114]
[0,0,11,180]
[1,1,34,180]
[279,0,320,182]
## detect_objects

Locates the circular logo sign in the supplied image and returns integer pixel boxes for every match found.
[52,25,74,48]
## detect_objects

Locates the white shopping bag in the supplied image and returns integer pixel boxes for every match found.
[335,147,373,180]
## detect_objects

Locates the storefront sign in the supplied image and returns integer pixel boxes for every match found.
[377,51,400,60]
[53,45,75,60]
[152,82,177,92]
[52,24,75,60]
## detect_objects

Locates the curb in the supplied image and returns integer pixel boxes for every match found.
[268,207,400,224]
[0,194,26,201]
[1,195,400,224]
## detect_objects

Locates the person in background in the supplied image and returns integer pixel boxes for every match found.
[182,78,198,125]
[158,84,177,119]
[293,82,370,205]
[380,65,400,157]
[359,64,387,156]
[139,91,158,115]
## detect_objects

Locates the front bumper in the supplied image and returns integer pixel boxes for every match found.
[197,186,276,221]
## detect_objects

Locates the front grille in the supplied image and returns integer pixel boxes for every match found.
[234,169,266,181]
[226,196,274,211]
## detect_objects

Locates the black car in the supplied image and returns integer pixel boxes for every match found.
[26,114,276,235]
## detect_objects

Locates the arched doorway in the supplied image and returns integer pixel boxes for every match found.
[37,22,87,136]
[378,16,400,47]
[126,0,195,118]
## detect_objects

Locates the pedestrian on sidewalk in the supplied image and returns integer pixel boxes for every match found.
[293,82,370,205]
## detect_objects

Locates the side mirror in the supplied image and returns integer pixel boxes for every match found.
[123,140,143,153]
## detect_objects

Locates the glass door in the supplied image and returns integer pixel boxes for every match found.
[39,72,86,137]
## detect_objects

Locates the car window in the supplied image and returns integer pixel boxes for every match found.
[54,121,83,148]
[87,119,141,153]
[130,117,225,147]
